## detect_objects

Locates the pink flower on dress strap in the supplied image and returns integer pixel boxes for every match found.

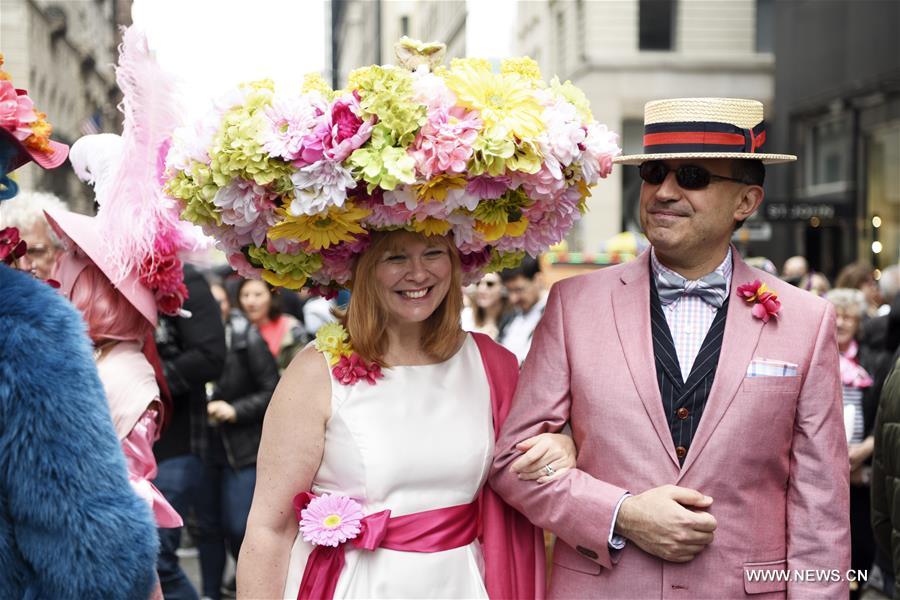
[736,279,781,323]
[332,353,384,385]
[299,494,365,547]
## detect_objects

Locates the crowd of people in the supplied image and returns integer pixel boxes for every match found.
[6,28,900,600]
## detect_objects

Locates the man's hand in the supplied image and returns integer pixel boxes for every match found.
[614,485,716,562]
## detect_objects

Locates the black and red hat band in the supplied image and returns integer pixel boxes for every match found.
[642,120,767,154]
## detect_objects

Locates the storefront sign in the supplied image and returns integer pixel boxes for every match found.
[763,202,850,221]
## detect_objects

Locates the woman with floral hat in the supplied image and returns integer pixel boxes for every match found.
[165,38,619,598]
[239,228,581,599]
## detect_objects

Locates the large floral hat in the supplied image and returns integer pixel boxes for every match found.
[164,38,621,293]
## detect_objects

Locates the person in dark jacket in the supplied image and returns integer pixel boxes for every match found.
[197,281,279,599]
[871,354,900,599]
[153,264,227,600]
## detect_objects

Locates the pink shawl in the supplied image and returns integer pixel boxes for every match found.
[472,332,546,599]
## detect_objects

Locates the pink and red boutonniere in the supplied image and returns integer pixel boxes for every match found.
[315,322,384,386]
[736,280,781,323]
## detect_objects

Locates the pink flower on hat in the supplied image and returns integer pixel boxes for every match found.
[298,494,364,547]
[409,108,480,180]
[0,80,36,141]
[262,93,326,162]
[322,93,374,162]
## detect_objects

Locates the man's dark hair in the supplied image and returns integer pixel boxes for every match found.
[500,255,541,283]
[732,159,766,231]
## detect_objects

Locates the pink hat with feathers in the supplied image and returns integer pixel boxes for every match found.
[44,208,159,325]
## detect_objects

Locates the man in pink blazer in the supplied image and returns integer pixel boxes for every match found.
[491,98,850,598]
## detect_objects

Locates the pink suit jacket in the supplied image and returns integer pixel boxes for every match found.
[490,249,850,599]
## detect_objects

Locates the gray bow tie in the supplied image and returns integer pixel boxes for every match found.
[656,269,727,309]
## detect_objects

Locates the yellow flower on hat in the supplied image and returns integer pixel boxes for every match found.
[550,76,593,121]
[412,217,452,236]
[475,219,507,242]
[506,139,543,174]
[261,269,308,290]
[505,216,529,237]
[416,175,467,204]
[501,57,544,86]
[269,203,370,250]
[444,62,544,140]
[301,73,334,100]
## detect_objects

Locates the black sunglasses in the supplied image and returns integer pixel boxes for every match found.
[639,161,752,190]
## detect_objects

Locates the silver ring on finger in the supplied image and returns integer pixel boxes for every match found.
[543,464,555,476]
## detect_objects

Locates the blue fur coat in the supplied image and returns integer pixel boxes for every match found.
[0,265,159,599]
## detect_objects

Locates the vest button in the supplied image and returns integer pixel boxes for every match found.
[676,407,689,420]
[675,446,687,459]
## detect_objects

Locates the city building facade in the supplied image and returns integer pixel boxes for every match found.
[330,0,465,89]
[769,0,900,277]
[516,0,776,253]
[1,0,130,213]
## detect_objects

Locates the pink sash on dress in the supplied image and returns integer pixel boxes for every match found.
[293,492,478,600]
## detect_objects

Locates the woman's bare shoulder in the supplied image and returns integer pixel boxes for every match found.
[271,344,332,411]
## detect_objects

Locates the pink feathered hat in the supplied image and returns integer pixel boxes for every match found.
[44,208,158,326]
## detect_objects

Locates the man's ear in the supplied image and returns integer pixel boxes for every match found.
[734,185,764,224]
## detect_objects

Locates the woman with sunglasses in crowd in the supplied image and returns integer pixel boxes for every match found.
[461,272,511,341]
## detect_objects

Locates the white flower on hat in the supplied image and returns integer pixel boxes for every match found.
[288,160,356,216]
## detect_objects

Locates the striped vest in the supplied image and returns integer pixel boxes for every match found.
[649,278,729,464]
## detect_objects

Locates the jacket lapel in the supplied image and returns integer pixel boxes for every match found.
[678,251,764,478]
[612,251,680,469]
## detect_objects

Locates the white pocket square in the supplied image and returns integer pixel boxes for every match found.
[746,358,798,378]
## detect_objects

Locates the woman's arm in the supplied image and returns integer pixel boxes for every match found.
[236,345,331,598]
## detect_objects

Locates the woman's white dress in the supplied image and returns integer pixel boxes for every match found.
[283,334,494,599]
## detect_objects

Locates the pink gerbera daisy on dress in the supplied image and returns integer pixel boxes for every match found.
[299,494,364,547]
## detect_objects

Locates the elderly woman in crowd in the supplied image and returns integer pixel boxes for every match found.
[826,288,878,593]
[1,191,66,280]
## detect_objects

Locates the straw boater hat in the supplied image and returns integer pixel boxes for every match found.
[614,97,796,165]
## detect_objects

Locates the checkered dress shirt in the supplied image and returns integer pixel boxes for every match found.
[650,248,733,380]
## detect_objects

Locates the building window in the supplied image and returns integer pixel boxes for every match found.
[400,15,409,37]
[865,120,900,268]
[755,0,774,52]
[803,113,852,195]
[639,0,675,51]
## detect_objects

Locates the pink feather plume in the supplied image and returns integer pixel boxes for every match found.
[94,26,183,283]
